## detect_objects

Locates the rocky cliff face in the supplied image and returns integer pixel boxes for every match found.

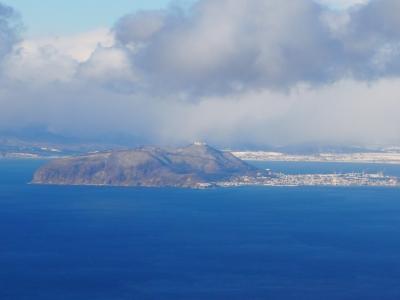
[32,144,260,188]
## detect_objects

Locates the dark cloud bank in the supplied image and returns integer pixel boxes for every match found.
[114,0,400,92]
[1,0,400,148]
[0,3,20,59]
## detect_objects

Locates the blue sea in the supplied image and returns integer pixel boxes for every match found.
[2,159,400,300]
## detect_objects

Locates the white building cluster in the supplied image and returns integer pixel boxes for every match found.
[217,173,400,188]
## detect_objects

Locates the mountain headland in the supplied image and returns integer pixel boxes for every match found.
[32,143,262,188]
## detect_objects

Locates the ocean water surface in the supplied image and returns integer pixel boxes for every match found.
[1,159,400,299]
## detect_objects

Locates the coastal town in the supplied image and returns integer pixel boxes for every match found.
[215,172,400,188]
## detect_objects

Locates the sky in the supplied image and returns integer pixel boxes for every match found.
[1,0,400,149]
[6,0,174,36]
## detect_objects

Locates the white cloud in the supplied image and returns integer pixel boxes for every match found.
[78,46,136,84]
[2,28,120,85]
[20,28,114,62]
[316,0,369,9]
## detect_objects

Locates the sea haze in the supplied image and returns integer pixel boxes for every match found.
[1,160,400,299]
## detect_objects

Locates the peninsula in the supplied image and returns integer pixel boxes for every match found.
[32,143,400,189]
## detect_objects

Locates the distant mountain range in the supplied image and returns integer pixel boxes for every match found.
[0,127,148,157]
[1,127,399,158]
[32,143,262,188]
